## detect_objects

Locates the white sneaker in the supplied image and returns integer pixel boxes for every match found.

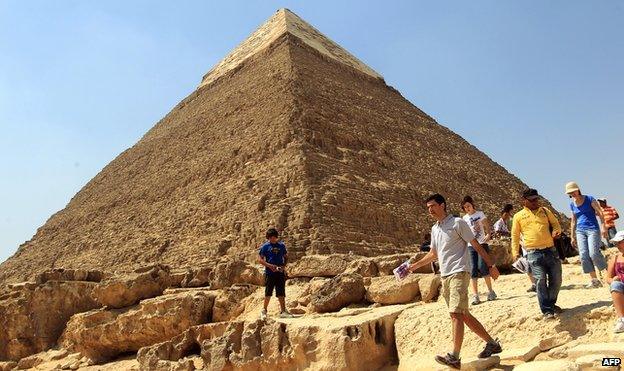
[279,311,294,318]
[471,295,481,305]
[585,279,602,288]
[615,318,624,333]
[260,309,267,320]
[487,291,497,301]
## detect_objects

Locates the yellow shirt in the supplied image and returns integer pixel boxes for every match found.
[511,206,562,258]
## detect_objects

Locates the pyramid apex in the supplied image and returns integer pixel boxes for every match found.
[199,9,382,88]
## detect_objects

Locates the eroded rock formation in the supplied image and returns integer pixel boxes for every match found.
[60,290,214,362]
[92,264,171,308]
[0,279,100,361]
[309,273,365,313]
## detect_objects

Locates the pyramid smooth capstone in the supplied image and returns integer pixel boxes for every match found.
[200,8,382,88]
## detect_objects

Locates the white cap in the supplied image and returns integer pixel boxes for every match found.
[610,230,624,244]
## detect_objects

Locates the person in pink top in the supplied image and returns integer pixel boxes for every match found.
[607,230,624,333]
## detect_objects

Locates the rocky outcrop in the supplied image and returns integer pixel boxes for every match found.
[488,240,514,271]
[374,253,431,275]
[92,264,171,308]
[0,280,100,361]
[365,275,421,305]
[181,265,213,288]
[139,305,409,371]
[13,349,75,370]
[344,258,379,277]
[208,258,263,289]
[287,254,354,278]
[2,253,622,370]
[296,277,329,307]
[498,346,541,362]
[539,331,573,351]
[168,269,190,288]
[60,290,214,363]
[212,285,259,322]
[34,268,107,284]
[417,274,441,303]
[513,360,580,371]
[289,253,432,280]
[136,322,231,371]
[309,273,365,313]
[574,354,621,370]
[565,342,624,359]
[0,361,17,371]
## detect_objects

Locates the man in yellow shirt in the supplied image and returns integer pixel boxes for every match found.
[511,188,563,320]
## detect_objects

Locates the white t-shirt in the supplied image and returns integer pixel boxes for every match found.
[463,210,488,244]
[493,217,510,235]
[431,214,475,277]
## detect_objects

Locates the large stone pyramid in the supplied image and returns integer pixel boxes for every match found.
[0,9,563,283]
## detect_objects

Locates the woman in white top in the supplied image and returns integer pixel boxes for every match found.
[461,196,497,305]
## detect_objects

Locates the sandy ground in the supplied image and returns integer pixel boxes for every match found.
[395,248,622,369]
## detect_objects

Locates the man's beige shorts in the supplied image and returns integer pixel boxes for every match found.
[441,271,470,314]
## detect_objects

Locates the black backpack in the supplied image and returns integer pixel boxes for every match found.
[541,207,578,259]
[555,233,578,258]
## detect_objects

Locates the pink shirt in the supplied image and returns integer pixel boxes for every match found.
[615,255,624,281]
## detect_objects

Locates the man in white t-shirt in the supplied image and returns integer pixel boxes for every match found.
[408,193,502,369]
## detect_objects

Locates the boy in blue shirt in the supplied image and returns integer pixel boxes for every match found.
[257,228,293,319]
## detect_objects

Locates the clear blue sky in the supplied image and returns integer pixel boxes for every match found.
[1,1,623,263]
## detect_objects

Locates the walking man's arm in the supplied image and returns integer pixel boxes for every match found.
[408,250,437,273]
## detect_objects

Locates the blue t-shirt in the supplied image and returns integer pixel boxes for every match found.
[570,195,600,231]
[258,241,287,275]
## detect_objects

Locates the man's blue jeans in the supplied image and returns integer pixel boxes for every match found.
[527,247,562,314]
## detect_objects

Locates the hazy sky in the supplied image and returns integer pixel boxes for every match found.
[1,1,623,263]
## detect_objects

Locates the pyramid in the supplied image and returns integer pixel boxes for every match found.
[0,9,565,283]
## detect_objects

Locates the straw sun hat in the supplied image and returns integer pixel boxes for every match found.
[565,181,580,194]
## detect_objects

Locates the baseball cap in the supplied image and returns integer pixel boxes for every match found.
[522,188,539,201]
[610,230,624,244]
